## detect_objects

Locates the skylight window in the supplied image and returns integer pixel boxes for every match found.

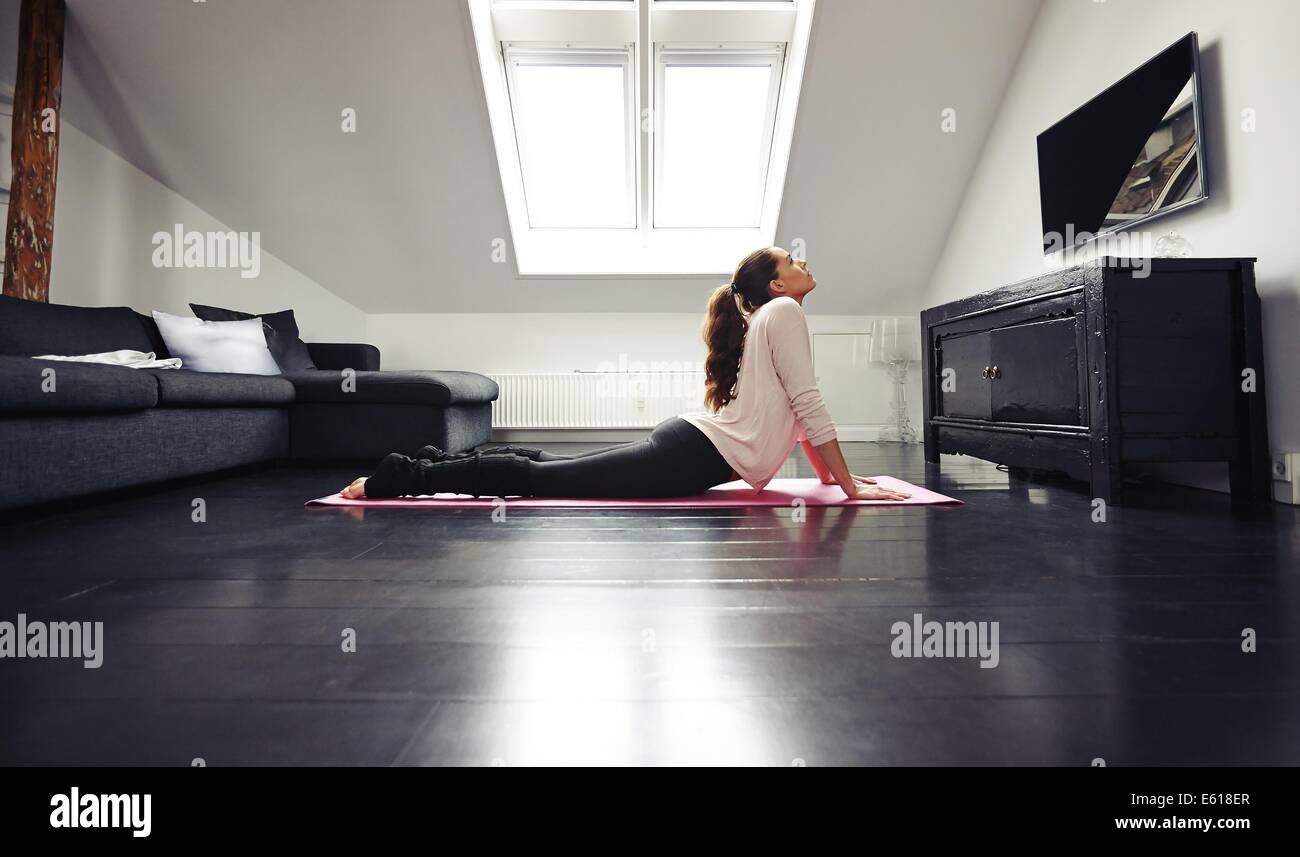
[655,50,782,227]
[469,0,815,275]
[505,48,636,227]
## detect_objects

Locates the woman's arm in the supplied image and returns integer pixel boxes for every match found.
[800,437,836,484]
[812,437,854,493]
[766,300,838,448]
[803,437,879,486]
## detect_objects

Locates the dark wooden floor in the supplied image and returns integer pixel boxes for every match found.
[2,443,1298,766]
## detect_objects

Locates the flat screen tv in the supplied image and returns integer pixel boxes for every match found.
[1037,32,1206,254]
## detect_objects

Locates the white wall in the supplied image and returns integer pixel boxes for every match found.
[48,122,366,342]
[923,0,1300,493]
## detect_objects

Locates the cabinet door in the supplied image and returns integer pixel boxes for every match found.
[936,330,990,420]
[989,317,1083,426]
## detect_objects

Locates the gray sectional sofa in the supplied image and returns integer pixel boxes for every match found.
[0,295,498,512]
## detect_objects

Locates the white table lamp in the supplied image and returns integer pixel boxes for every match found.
[868,318,922,443]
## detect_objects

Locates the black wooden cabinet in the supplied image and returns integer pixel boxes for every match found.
[921,258,1270,506]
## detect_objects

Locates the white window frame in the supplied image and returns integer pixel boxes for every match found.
[652,44,785,228]
[468,0,816,276]
[502,44,639,229]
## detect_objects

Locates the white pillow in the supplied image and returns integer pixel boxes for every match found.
[151,310,281,375]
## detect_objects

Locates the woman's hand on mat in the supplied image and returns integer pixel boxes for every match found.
[843,482,910,501]
[821,473,873,485]
[826,474,876,486]
[341,477,368,499]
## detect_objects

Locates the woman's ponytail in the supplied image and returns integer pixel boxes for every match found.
[701,248,779,412]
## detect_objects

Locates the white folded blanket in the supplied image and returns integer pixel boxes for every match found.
[33,350,183,370]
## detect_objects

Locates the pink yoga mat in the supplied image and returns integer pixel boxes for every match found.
[305,476,962,509]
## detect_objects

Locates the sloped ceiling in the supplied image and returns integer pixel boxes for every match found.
[51,0,1041,314]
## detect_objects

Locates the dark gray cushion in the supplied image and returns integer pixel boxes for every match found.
[0,356,159,414]
[306,342,380,372]
[290,401,492,460]
[284,369,498,406]
[0,294,162,356]
[143,369,296,407]
[0,408,288,511]
[189,303,316,371]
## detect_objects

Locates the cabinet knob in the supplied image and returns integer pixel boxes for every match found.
[991,366,1001,380]
[981,366,990,379]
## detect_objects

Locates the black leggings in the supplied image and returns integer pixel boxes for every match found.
[526,416,736,498]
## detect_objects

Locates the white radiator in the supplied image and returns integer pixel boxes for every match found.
[488,371,707,429]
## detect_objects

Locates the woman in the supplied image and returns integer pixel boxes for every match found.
[341,247,910,502]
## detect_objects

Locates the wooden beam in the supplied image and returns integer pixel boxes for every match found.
[2,0,65,303]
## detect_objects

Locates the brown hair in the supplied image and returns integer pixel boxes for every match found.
[702,247,780,411]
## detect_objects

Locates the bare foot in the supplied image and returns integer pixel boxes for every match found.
[340,477,367,499]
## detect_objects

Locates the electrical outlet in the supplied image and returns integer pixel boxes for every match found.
[1272,452,1293,482]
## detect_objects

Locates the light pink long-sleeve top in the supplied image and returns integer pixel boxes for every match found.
[681,296,837,490]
